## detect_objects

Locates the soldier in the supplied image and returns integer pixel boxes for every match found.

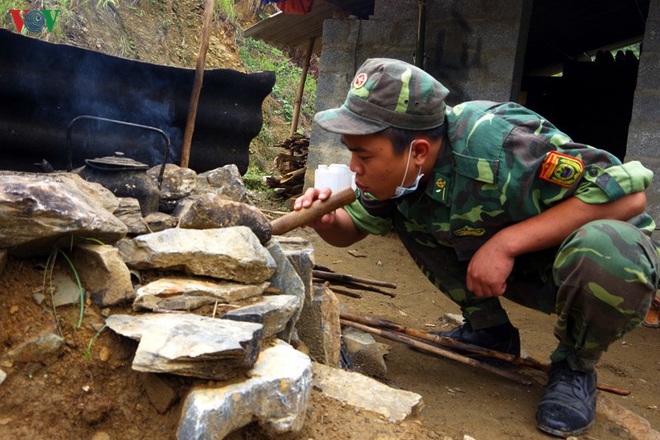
[295,58,659,437]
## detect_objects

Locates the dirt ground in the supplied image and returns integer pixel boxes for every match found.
[0,227,658,439]
[0,244,438,440]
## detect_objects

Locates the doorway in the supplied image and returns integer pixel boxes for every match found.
[519,0,650,161]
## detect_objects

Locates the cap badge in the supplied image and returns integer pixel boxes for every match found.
[353,73,367,89]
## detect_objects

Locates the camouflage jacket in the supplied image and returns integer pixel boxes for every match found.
[345,101,655,261]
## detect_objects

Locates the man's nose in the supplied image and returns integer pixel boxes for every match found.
[349,158,362,174]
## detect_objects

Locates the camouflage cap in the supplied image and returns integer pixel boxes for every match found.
[314,58,449,135]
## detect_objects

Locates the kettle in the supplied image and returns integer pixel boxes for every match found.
[78,153,160,216]
[66,115,171,216]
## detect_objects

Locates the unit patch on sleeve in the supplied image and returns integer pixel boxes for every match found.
[539,151,584,187]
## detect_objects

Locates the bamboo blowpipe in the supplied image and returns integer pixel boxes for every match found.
[271,186,356,236]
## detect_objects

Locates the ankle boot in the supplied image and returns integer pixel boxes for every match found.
[536,360,597,437]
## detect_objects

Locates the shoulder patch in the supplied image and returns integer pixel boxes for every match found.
[539,151,584,187]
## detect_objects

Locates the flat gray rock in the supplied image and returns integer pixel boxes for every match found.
[222,294,302,338]
[116,226,276,283]
[133,278,269,312]
[106,313,264,380]
[177,340,312,439]
[312,362,424,423]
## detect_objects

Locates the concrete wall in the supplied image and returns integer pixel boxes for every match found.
[627,0,660,225]
[306,0,530,189]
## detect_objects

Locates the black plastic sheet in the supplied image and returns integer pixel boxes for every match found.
[0,29,275,174]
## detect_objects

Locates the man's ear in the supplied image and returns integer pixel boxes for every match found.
[411,139,431,166]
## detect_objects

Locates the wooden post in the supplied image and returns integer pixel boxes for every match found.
[415,0,426,69]
[289,37,315,138]
[180,0,215,168]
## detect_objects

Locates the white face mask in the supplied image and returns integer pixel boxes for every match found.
[391,140,424,199]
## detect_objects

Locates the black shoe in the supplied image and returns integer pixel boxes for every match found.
[536,360,597,438]
[414,321,521,367]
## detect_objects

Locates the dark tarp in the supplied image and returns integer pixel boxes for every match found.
[0,29,275,174]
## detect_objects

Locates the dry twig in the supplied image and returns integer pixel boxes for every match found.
[340,311,632,396]
[313,270,397,289]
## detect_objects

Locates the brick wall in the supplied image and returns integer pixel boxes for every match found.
[627,0,660,225]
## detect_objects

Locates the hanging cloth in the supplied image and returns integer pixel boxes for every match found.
[271,0,314,14]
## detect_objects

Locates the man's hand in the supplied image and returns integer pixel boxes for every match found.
[293,186,367,247]
[466,237,514,297]
[293,187,337,229]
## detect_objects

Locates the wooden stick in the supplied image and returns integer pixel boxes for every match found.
[340,311,631,396]
[596,383,632,396]
[342,281,396,298]
[341,311,539,369]
[260,208,289,217]
[280,167,307,184]
[313,270,397,289]
[180,0,214,168]
[340,319,533,386]
[290,37,315,138]
[327,287,363,299]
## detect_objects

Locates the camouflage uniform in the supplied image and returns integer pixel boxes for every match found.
[345,100,659,371]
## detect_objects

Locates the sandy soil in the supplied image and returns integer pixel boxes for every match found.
[295,227,660,440]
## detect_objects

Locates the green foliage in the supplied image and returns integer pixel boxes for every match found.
[214,0,236,23]
[43,250,63,336]
[43,247,86,337]
[119,35,137,58]
[239,37,317,126]
[127,4,145,16]
[59,250,86,329]
[83,237,106,246]
[242,166,273,193]
[84,324,107,361]
[96,0,117,12]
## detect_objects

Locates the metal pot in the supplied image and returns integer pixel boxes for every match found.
[66,115,171,217]
[78,154,160,216]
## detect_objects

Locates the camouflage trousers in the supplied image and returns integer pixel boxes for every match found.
[395,219,659,371]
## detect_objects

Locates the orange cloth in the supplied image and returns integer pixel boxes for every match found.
[643,296,660,328]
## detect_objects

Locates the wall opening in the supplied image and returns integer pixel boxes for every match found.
[519,0,650,161]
